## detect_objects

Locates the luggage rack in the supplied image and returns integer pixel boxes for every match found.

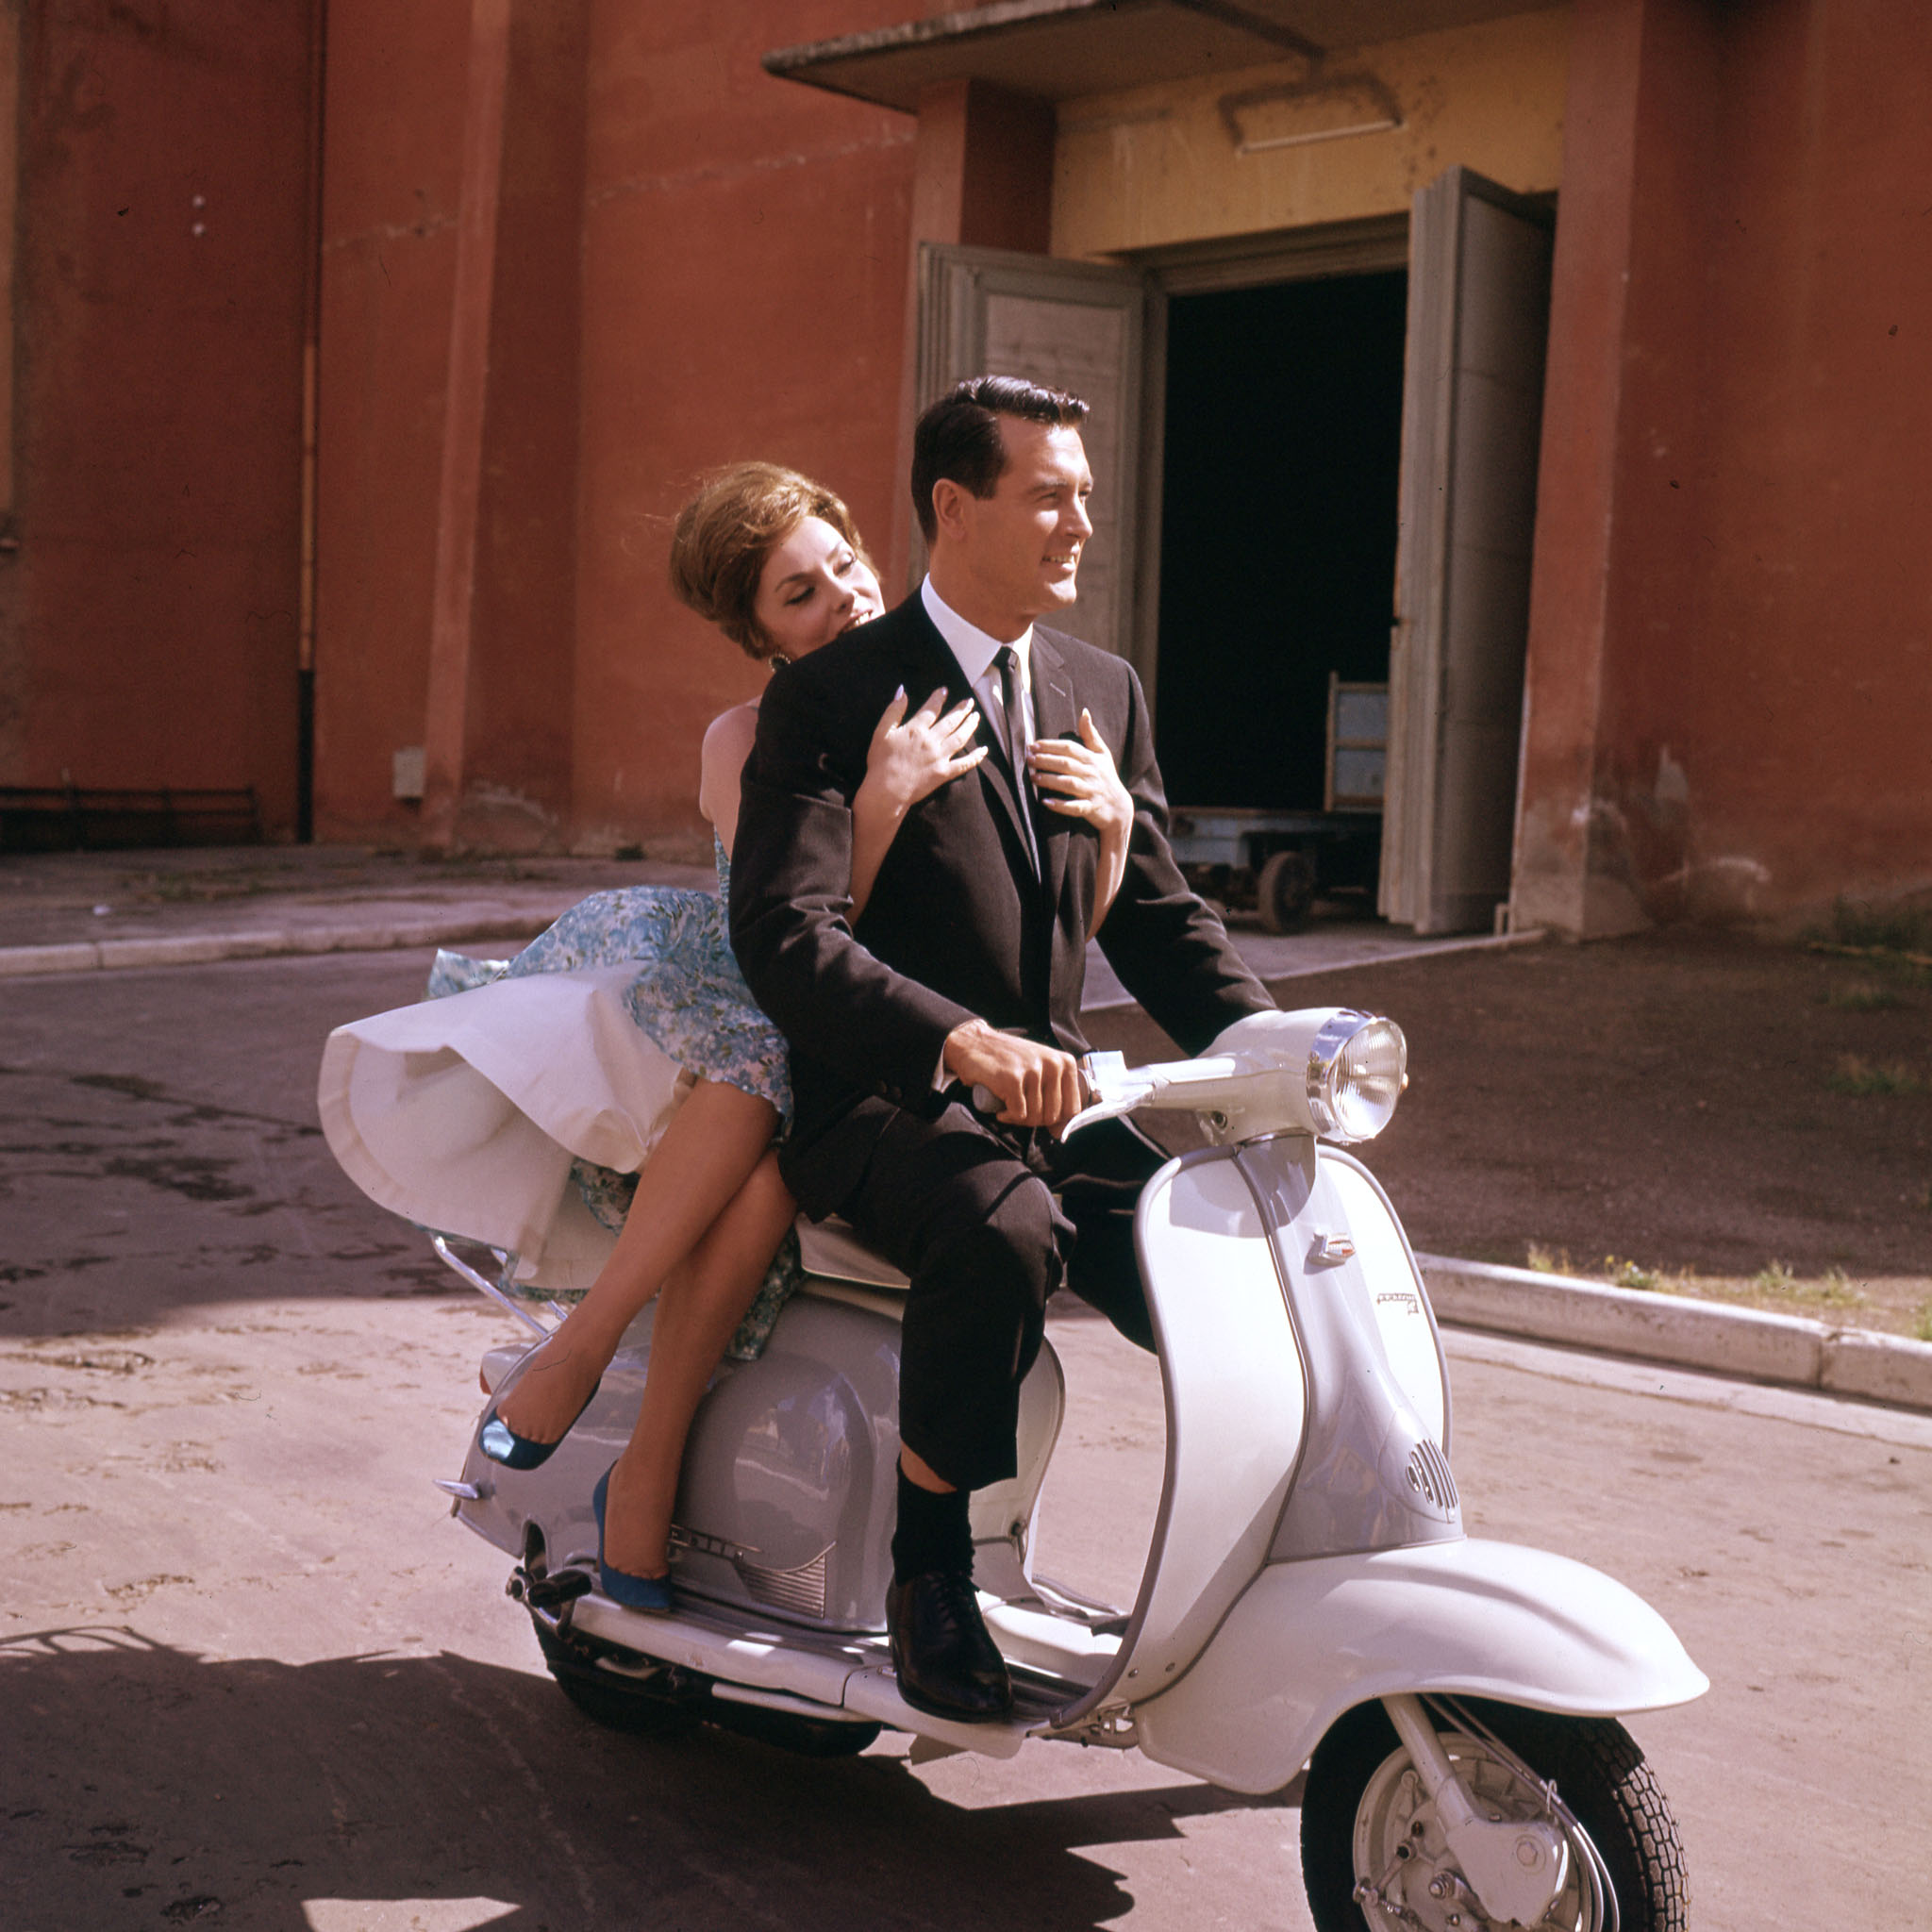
[427,1230,569,1337]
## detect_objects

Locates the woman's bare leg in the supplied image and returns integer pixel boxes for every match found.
[494,1078,778,1445]
[600,1151,797,1579]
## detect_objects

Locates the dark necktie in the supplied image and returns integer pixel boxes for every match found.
[995,644,1041,880]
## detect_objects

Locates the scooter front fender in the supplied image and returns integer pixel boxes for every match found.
[1130,1537,1708,1795]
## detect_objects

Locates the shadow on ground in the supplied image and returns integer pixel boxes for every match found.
[6,1625,1291,1931]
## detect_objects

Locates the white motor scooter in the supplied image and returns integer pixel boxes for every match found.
[430,1008,1707,1931]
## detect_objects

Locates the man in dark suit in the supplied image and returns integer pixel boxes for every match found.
[730,376,1273,1720]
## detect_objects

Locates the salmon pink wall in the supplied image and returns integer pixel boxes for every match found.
[1623,0,1932,919]
[1517,0,1932,931]
[569,3,918,856]
[312,1,469,841]
[305,0,1932,917]
[2,2,316,831]
[312,1,923,851]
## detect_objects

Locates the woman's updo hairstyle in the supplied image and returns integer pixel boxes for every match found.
[669,462,870,661]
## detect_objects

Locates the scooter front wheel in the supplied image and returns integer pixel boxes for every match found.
[1300,1697,1688,1931]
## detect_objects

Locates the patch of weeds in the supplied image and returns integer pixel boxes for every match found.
[1526,1243,1574,1275]
[1913,1302,1932,1344]
[1603,1256,1661,1291]
[1815,1266,1867,1308]
[1830,897,1932,954]
[1828,1055,1924,1097]
[1754,1259,1797,1296]
[1808,898,1932,984]
[1824,980,1901,1011]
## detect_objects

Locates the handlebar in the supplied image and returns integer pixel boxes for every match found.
[963,1054,1182,1139]
[956,1009,1406,1147]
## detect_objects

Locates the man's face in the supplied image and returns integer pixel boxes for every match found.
[946,419,1094,629]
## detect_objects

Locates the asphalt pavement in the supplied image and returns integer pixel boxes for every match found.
[1,941,1928,1927]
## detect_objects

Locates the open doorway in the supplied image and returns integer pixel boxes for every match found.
[1154,271,1406,814]
[915,176,1552,936]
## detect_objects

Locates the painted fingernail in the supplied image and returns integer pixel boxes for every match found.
[893,684,906,702]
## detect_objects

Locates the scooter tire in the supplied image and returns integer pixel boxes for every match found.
[532,1615,883,1758]
[533,1615,697,1740]
[1300,1697,1689,1931]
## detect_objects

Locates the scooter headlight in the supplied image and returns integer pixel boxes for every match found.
[1306,1011,1407,1141]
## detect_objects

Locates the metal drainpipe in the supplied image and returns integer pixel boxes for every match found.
[296,0,328,844]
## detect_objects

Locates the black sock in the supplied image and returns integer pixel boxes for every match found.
[891,1466,973,1584]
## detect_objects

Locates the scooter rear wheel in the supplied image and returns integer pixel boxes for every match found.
[1300,1697,1688,1931]
[531,1613,883,1758]
[533,1614,697,1740]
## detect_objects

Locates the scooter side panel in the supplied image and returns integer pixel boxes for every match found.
[1241,1141,1461,1564]
[457,1286,1065,1635]
[1132,1539,1710,1795]
[1086,1153,1308,1709]
[458,1295,904,1629]
[1318,1152,1449,1450]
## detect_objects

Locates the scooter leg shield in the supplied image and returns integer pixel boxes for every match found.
[1131,1538,1708,1796]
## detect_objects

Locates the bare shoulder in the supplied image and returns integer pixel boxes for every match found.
[698,702,762,835]
[702,701,761,767]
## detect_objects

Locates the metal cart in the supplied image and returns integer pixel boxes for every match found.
[1167,675,1386,932]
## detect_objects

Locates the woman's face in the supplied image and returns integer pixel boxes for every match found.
[753,515,883,661]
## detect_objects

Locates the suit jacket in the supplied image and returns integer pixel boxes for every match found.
[728,591,1273,1215]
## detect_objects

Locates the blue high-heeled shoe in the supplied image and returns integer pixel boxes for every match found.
[477,1374,601,1472]
[591,1463,675,1614]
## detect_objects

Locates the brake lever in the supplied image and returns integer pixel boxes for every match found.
[1061,1051,1162,1139]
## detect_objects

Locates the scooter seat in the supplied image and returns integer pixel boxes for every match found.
[794,1214,910,1291]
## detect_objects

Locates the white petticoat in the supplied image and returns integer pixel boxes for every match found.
[317,965,694,1291]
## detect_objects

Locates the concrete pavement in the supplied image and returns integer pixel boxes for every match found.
[1420,1253,1932,1413]
[0,841,1534,988]
[5,1285,1927,1930]
[0,842,709,975]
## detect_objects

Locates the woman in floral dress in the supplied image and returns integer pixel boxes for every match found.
[321,462,1134,1609]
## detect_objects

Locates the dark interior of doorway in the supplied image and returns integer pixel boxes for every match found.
[1155,271,1407,812]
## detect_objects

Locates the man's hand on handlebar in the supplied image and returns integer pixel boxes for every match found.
[943,1020,1086,1134]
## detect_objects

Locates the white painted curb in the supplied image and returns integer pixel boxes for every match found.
[1419,1253,1932,1415]
[1822,1327,1932,1407]
[0,941,101,975]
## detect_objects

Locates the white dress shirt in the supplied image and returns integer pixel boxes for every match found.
[919,577,1038,1091]
[921,576,1035,754]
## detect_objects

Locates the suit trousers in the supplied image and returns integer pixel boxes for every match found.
[831,1102,1165,1492]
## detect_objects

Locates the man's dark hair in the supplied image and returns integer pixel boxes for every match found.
[910,375,1089,544]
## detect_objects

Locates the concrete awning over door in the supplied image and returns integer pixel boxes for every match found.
[765,1,1548,110]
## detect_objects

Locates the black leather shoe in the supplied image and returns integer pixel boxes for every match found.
[887,1571,1014,1722]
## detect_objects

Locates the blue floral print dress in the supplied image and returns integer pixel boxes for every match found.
[424,841,800,1359]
